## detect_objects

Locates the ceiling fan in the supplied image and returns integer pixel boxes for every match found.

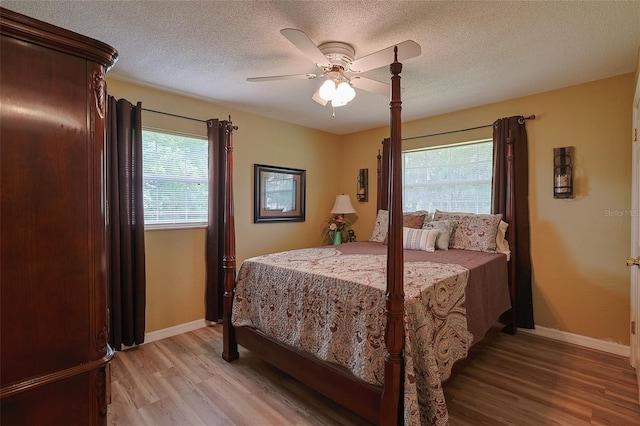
[247,29,421,108]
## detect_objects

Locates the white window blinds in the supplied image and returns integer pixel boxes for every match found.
[403,140,493,214]
[142,130,208,227]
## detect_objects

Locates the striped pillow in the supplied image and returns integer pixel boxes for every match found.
[402,227,440,252]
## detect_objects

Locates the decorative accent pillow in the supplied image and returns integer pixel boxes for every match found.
[413,210,433,226]
[423,220,457,250]
[403,227,439,252]
[370,210,427,244]
[432,210,503,252]
[402,212,427,229]
[369,209,389,243]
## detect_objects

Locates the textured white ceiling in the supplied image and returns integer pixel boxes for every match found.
[3,1,640,135]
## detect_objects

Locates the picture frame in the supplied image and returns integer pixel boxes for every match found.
[254,164,306,223]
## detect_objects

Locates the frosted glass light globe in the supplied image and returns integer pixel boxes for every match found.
[335,82,356,103]
[318,80,336,101]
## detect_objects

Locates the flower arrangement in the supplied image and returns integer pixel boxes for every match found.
[327,214,350,244]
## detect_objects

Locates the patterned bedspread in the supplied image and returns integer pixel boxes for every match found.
[232,246,473,425]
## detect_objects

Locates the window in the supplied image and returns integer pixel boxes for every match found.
[403,140,493,214]
[264,173,296,211]
[142,130,208,227]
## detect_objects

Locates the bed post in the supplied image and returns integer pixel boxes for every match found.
[221,118,239,361]
[380,47,404,426]
[505,132,518,334]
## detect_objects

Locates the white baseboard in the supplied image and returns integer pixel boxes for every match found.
[520,325,630,358]
[144,318,209,344]
[138,320,631,359]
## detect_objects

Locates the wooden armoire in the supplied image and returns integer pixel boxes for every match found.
[0,8,118,425]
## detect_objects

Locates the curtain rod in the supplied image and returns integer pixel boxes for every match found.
[141,107,207,123]
[403,115,536,142]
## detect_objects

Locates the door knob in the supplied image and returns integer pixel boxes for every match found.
[627,257,640,267]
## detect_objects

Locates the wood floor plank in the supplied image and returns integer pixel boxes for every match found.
[108,380,149,425]
[107,325,640,425]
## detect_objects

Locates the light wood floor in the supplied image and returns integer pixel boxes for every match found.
[108,325,640,425]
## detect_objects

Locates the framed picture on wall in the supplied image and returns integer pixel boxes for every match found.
[254,164,306,223]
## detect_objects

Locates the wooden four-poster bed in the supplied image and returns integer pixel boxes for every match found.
[218,49,517,425]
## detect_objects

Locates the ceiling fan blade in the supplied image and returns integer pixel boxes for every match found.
[280,28,331,68]
[349,40,421,73]
[311,88,328,106]
[247,73,318,82]
[350,76,390,96]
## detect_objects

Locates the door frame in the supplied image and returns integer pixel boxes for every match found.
[631,72,640,380]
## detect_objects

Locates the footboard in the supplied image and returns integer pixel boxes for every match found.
[235,326,382,424]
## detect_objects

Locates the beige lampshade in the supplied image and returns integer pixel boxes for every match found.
[330,194,356,214]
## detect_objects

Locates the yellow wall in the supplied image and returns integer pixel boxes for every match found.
[339,73,635,345]
[106,79,340,332]
[108,72,636,346]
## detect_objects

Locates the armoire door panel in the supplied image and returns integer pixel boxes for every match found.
[1,35,92,385]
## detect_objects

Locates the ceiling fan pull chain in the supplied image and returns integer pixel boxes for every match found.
[332,106,336,118]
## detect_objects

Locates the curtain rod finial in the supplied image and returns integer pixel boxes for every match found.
[518,114,536,124]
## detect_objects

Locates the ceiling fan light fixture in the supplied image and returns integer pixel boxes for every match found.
[319,79,356,107]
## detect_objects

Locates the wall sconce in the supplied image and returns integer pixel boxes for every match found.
[357,168,368,202]
[554,146,574,199]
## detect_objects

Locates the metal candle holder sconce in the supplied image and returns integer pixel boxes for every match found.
[357,168,368,202]
[553,146,574,199]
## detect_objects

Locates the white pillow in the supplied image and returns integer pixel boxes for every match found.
[403,227,439,252]
[496,220,511,260]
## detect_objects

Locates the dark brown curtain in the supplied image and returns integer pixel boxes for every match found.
[205,119,225,321]
[492,116,534,330]
[107,96,146,349]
